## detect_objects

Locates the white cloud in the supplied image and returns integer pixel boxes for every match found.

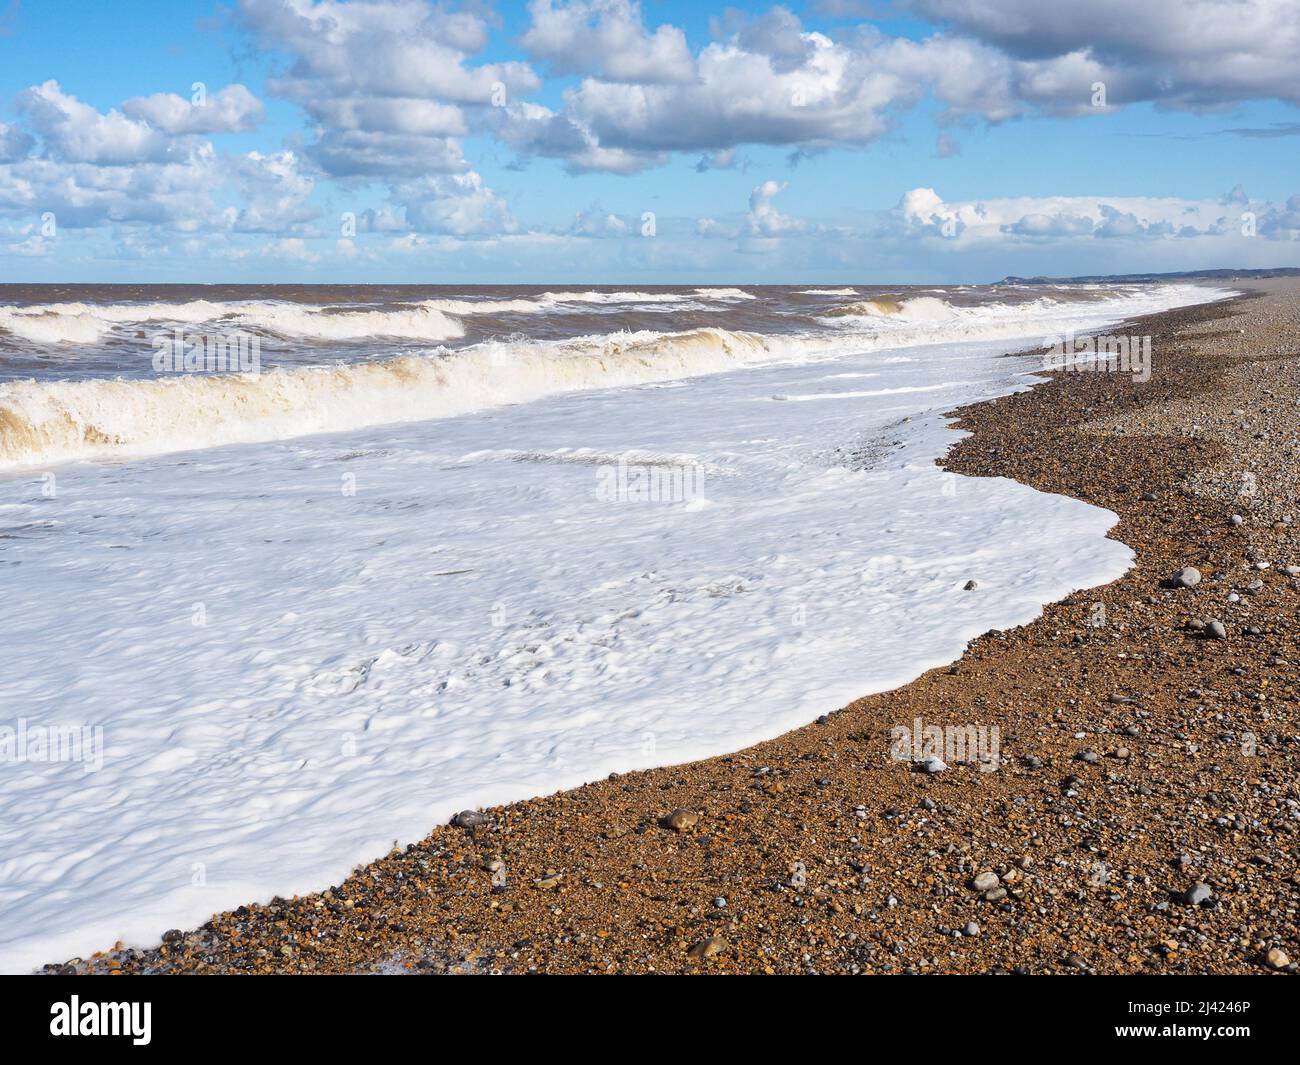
[16,80,170,164]
[122,84,265,135]
[522,0,695,83]
[0,122,34,163]
[698,178,807,242]
[895,186,1276,245]
[567,204,631,236]
[229,150,319,233]
[907,0,1300,108]
[239,0,537,179]
[393,171,515,236]
[236,0,526,235]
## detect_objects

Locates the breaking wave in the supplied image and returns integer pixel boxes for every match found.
[0,300,467,345]
[0,327,796,468]
[0,287,758,345]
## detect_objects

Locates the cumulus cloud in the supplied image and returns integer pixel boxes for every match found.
[894,186,1279,246]
[236,0,527,235]
[567,204,631,236]
[0,152,222,229]
[239,0,536,179]
[0,83,310,236]
[501,17,935,173]
[393,171,515,236]
[747,179,803,236]
[496,0,1300,174]
[0,122,34,163]
[122,84,265,135]
[697,178,806,242]
[498,3,1093,173]
[907,0,1300,108]
[228,150,319,233]
[522,0,695,83]
[16,80,170,164]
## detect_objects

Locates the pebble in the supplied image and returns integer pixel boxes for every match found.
[1266,947,1290,970]
[452,810,488,830]
[962,922,980,937]
[972,871,1000,892]
[1183,882,1213,906]
[1228,514,1243,526]
[1171,566,1201,588]
[920,755,947,774]
[688,937,727,961]
[666,808,699,832]
[963,580,978,591]
[1203,620,1227,640]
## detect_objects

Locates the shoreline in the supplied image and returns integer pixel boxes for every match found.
[49,281,1299,975]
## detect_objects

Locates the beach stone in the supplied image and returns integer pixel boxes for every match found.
[920,755,947,774]
[688,937,727,961]
[1183,882,1213,906]
[962,922,980,937]
[963,580,978,591]
[972,871,1000,892]
[1228,514,1243,526]
[1266,947,1290,970]
[1203,620,1227,640]
[666,808,699,832]
[1076,750,1100,763]
[1171,566,1201,588]
[452,810,488,830]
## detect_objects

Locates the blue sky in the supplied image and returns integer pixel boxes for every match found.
[0,0,1298,282]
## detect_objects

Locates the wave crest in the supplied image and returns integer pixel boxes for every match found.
[0,327,782,468]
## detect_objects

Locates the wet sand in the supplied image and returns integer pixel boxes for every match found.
[52,279,1300,975]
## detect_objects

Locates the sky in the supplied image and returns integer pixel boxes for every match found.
[0,0,1298,283]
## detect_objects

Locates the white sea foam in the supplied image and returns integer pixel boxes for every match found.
[0,282,1232,972]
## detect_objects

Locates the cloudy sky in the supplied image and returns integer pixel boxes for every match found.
[1,0,1298,282]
